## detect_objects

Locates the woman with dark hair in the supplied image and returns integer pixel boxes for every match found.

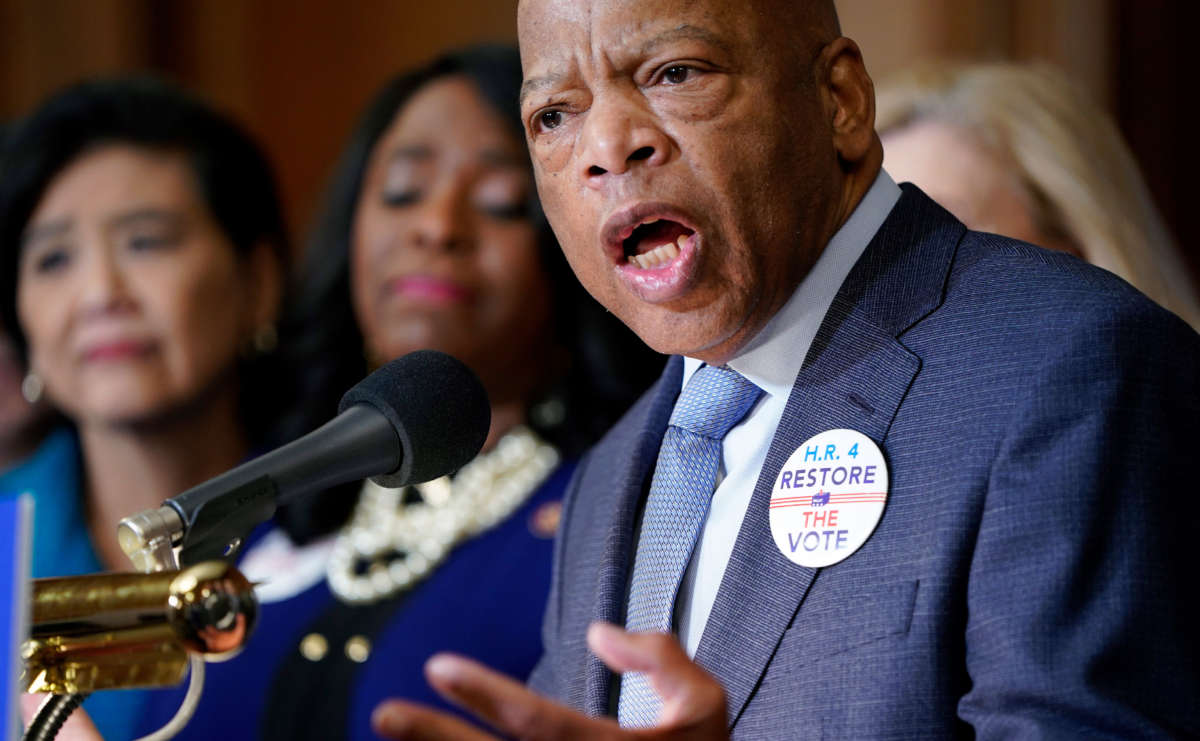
[273,45,659,461]
[0,77,289,739]
[140,44,662,740]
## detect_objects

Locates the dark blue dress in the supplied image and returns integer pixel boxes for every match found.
[138,461,573,740]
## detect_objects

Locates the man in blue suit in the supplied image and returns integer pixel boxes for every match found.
[373,0,1200,737]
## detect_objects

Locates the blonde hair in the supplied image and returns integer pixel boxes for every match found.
[876,61,1200,330]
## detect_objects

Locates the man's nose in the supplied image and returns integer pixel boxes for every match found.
[579,92,670,185]
[409,187,470,252]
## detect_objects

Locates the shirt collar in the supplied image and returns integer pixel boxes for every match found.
[683,169,902,397]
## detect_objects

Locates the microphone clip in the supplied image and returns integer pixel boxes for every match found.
[119,475,278,570]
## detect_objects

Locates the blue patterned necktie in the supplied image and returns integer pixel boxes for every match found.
[618,364,763,728]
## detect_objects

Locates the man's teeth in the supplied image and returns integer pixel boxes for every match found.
[628,234,688,268]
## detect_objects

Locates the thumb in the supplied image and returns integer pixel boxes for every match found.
[586,622,727,730]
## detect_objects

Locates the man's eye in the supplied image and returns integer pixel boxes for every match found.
[538,110,564,131]
[662,66,691,85]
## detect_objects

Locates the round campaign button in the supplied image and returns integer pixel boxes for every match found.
[768,429,888,568]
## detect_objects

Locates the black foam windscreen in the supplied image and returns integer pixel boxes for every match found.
[337,350,491,487]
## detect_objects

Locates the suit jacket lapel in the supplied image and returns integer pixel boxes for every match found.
[692,187,965,728]
[581,356,683,716]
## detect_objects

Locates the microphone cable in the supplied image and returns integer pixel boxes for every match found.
[23,692,88,741]
[135,656,205,741]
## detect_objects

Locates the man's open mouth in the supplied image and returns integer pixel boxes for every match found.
[622,219,695,269]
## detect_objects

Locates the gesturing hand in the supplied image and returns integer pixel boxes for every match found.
[372,622,729,740]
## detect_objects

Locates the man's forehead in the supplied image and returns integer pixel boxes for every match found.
[517,0,826,66]
[518,0,752,75]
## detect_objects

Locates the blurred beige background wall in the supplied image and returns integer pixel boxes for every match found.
[839,0,1112,106]
[1,0,1195,280]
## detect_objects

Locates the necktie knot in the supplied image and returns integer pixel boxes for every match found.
[669,364,763,440]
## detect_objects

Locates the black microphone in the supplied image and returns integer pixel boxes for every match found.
[118,350,490,567]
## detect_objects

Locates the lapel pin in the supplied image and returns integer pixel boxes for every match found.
[768,428,889,568]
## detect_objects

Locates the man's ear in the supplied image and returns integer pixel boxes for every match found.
[817,37,877,166]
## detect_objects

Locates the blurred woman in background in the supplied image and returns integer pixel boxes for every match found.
[0,77,290,739]
[141,45,662,740]
[877,61,1200,330]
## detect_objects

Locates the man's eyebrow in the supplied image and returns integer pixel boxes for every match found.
[637,24,730,57]
[519,25,730,106]
[520,72,566,107]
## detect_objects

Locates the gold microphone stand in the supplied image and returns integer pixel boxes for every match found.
[22,561,257,695]
[21,506,259,741]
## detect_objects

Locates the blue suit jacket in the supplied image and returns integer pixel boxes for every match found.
[529,186,1200,738]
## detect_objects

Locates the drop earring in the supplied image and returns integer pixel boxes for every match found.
[21,372,43,404]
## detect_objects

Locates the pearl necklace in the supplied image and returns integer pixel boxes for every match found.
[327,425,560,605]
